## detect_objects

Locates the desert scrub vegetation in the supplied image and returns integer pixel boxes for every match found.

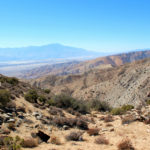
[121,115,135,125]
[0,136,23,150]
[24,89,39,103]
[47,94,89,114]
[146,99,150,105]
[118,139,135,150]
[38,95,47,105]
[87,128,99,136]
[43,89,50,94]
[89,99,112,112]
[48,94,112,114]
[66,131,83,141]
[0,89,11,107]
[24,89,48,105]
[94,136,109,145]
[111,105,134,115]
[0,76,19,85]
[52,117,88,130]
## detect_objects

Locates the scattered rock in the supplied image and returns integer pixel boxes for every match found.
[63,125,70,130]
[36,130,50,143]
[7,118,15,123]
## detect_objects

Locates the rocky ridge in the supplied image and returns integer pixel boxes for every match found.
[32,58,150,108]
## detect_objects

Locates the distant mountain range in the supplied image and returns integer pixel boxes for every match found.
[21,49,150,79]
[0,44,106,61]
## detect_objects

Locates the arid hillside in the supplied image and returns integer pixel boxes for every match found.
[1,74,150,150]
[32,58,150,108]
[21,50,150,79]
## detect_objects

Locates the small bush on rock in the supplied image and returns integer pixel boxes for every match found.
[118,139,135,150]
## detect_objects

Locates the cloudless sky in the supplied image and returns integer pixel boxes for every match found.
[0,0,150,52]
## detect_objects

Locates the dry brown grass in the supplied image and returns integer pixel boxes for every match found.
[121,115,135,125]
[104,115,114,122]
[94,136,109,145]
[87,128,99,136]
[118,139,135,150]
[66,131,83,141]
[22,137,38,148]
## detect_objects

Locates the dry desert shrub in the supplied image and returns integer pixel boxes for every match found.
[104,115,114,122]
[144,119,150,124]
[52,117,88,130]
[49,106,65,117]
[66,131,83,141]
[22,137,38,148]
[76,119,88,130]
[118,139,135,150]
[105,123,113,127]
[121,115,135,125]
[8,122,16,130]
[95,136,109,145]
[87,128,99,136]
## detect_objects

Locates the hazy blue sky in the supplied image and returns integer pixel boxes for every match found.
[0,0,150,52]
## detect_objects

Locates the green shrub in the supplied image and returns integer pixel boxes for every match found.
[44,89,50,94]
[0,76,19,85]
[7,77,19,85]
[24,90,38,103]
[146,100,150,105]
[111,105,134,115]
[4,136,23,150]
[111,108,124,115]
[47,99,56,106]
[49,94,89,114]
[38,95,47,104]
[0,89,11,106]
[90,99,112,112]
[121,105,134,112]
